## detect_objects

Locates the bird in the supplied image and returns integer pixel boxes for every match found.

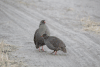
[42,34,67,55]
[38,20,50,36]
[34,20,50,51]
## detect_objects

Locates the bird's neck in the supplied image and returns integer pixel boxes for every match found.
[44,36,49,39]
[39,24,45,27]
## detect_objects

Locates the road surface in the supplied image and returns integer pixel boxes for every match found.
[0,0,100,67]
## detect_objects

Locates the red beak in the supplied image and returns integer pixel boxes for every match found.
[41,36,43,37]
[44,21,46,23]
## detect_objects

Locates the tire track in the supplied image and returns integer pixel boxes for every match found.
[0,0,100,67]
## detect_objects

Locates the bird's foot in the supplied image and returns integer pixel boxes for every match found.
[55,51,57,55]
[50,51,57,55]
[51,51,55,54]
[39,49,46,52]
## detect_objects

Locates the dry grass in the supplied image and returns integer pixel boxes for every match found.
[19,1,29,6]
[81,17,100,34]
[0,40,27,67]
[67,8,74,11]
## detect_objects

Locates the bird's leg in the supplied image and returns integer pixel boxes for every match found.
[55,51,57,55]
[39,47,40,52]
[51,50,55,54]
[42,46,44,51]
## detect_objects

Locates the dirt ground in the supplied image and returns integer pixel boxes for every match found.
[0,0,100,67]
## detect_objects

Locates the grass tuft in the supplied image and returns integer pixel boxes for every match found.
[0,40,27,67]
[81,17,100,34]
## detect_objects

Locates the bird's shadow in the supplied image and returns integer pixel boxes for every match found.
[35,49,67,56]
[47,52,67,56]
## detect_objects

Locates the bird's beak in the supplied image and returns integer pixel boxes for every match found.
[41,36,43,37]
[44,21,46,23]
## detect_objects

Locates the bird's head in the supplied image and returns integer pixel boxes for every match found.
[39,20,46,25]
[61,47,67,53]
[41,34,48,39]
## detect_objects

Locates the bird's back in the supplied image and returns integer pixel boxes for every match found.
[34,29,45,46]
[48,36,66,48]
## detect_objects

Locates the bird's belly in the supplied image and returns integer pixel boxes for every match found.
[45,41,55,50]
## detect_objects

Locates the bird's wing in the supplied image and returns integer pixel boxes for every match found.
[48,36,66,48]
[34,29,39,45]
[48,36,60,48]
